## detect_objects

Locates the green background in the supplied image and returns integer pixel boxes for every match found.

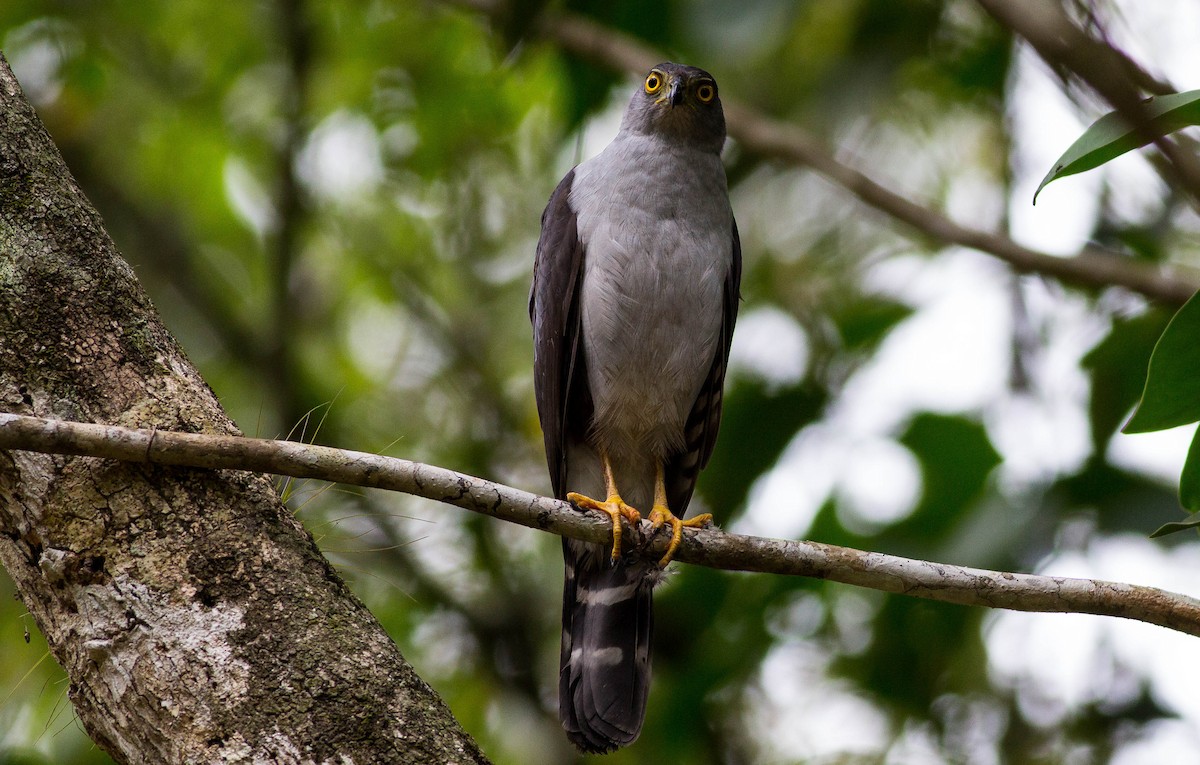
[1,1,1197,763]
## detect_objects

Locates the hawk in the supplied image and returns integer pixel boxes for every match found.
[530,63,741,752]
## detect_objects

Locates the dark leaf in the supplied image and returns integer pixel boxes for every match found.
[835,295,914,352]
[1053,457,1182,536]
[1124,289,1200,433]
[1179,423,1200,512]
[1083,310,1170,451]
[1150,516,1200,538]
[891,413,1002,542]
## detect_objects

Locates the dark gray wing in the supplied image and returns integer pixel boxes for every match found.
[535,173,651,752]
[530,168,590,499]
[665,217,743,514]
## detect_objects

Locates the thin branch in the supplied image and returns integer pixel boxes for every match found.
[3,412,1200,638]
[453,1,1200,306]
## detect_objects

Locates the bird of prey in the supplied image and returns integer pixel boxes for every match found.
[530,62,741,753]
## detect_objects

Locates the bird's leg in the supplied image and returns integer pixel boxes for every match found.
[566,451,641,561]
[648,462,712,567]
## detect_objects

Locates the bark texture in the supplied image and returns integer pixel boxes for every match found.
[0,54,489,765]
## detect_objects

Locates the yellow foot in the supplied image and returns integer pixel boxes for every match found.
[648,506,713,567]
[567,492,642,560]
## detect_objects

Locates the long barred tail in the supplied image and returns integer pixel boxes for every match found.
[558,537,654,753]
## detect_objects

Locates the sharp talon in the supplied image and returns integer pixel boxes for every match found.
[567,492,641,560]
[647,508,710,567]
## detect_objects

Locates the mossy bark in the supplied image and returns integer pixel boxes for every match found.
[0,54,489,765]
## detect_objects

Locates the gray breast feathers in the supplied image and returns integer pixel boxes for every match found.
[570,135,734,462]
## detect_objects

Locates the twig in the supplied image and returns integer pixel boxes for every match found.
[3,412,1199,637]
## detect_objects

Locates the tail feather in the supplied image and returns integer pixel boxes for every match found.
[559,538,654,753]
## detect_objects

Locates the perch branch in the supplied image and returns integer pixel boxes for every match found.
[3,412,1199,638]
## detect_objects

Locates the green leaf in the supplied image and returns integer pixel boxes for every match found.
[881,413,1001,548]
[1150,517,1200,538]
[1082,310,1170,451]
[1033,89,1200,204]
[1053,458,1183,535]
[900,413,1002,524]
[1179,424,1200,512]
[835,295,914,352]
[1152,430,1200,537]
[1123,289,1200,433]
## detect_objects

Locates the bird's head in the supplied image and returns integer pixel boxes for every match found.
[620,62,726,153]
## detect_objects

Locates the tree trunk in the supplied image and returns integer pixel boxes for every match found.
[0,54,489,765]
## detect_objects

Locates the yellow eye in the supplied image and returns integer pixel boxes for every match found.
[696,82,715,103]
[644,71,664,94]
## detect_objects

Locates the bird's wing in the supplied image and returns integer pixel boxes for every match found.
[666,217,743,513]
[530,169,590,499]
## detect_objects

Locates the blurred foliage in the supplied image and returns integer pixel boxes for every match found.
[1,1,1197,763]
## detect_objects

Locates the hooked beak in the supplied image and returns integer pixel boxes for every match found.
[666,77,685,107]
